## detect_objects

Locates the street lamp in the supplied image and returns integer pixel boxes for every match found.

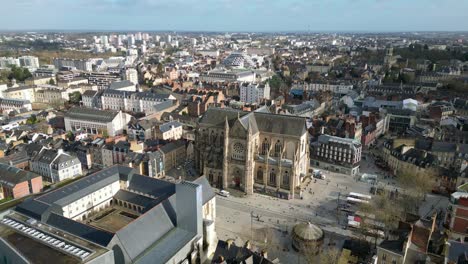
[250,211,254,242]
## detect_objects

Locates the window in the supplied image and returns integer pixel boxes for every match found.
[274,140,282,157]
[382,253,387,260]
[282,171,289,187]
[261,138,270,155]
[232,142,245,160]
[269,169,276,186]
[256,168,263,183]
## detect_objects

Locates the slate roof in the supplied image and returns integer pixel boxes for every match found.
[432,142,457,152]
[200,108,307,137]
[254,112,306,137]
[109,80,135,90]
[159,121,182,133]
[445,240,468,263]
[15,198,50,220]
[46,213,114,247]
[192,176,216,205]
[159,140,186,154]
[199,108,248,126]
[34,149,57,164]
[114,189,155,208]
[65,107,119,123]
[211,240,274,264]
[115,203,176,261]
[82,90,98,97]
[0,163,41,187]
[127,174,176,200]
[135,228,196,264]
[37,165,122,206]
[378,239,405,255]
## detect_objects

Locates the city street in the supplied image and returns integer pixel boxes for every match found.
[215,165,376,263]
[214,150,449,263]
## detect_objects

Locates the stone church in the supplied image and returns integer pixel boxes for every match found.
[195,108,309,199]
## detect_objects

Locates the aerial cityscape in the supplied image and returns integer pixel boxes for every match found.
[0,1,467,264]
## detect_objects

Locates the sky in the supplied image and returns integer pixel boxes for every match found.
[0,0,467,32]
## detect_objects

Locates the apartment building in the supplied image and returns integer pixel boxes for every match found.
[0,98,32,114]
[239,82,270,104]
[310,134,362,176]
[30,149,82,183]
[0,163,42,199]
[64,107,132,137]
[101,89,176,114]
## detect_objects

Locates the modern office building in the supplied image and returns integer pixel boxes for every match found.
[0,57,20,68]
[53,58,92,72]
[123,68,138,85]
[18,56,40,69]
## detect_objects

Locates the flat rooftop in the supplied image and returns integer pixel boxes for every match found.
[4,231,79,264]
[0,213,109,263]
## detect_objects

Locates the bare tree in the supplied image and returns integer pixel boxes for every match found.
[318,247,341,264]
[397,171,437,201]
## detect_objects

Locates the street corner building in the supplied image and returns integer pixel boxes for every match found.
[0,165,217,264]
[195,108,310,199]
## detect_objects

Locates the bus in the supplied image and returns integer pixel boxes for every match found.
[348,192,372,201]
[346,197,370,205]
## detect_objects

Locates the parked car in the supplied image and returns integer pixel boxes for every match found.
[218,190,230,197]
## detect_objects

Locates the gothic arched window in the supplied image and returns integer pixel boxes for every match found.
[269,169,276,186]
[261,138,270,155]
[274,140,282,157]
[256,167,263,183]
[282,170,290,187]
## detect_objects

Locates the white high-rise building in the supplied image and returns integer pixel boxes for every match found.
[128,35,135,46]
[0,57,20,68]
[191,38,197,46]
[124,68,138,85]
[167,35,172,43]
[19,56,40,69]
[239,82,271,104]
[135,32,142,41]
[100,35,109,46]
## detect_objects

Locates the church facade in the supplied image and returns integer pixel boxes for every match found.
[195,108,309,199]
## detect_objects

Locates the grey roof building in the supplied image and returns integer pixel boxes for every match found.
[64,107,132,137]
[2,165,213,264]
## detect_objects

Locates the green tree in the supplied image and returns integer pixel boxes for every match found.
[102,129,109,138]
[8,65,32,82]
[68,91,82,105]
[26,115,38,125]
[66,131,74,141]
[48,78,55,85]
